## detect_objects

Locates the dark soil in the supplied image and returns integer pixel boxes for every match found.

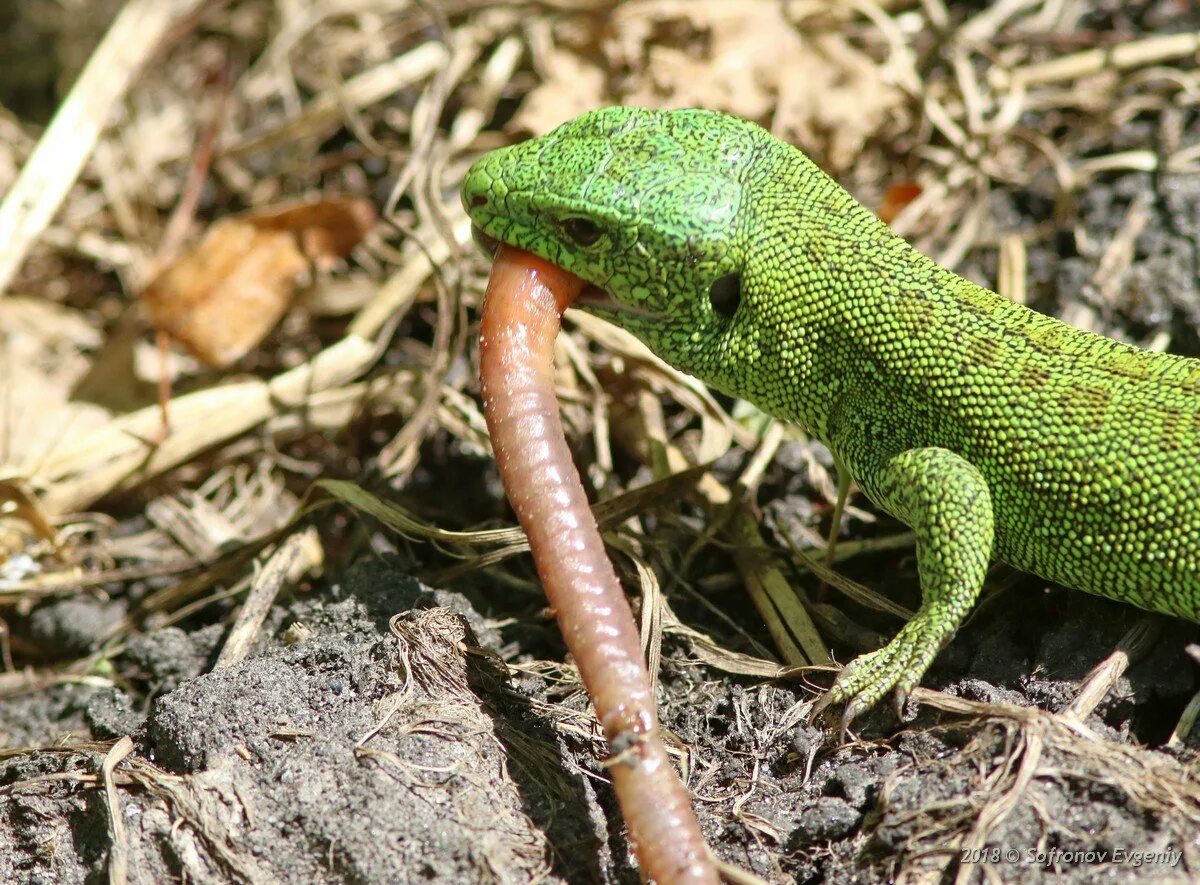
[3,3,1200,884]
[3,510,1199,883]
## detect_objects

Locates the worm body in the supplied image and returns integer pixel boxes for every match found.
[479,245,715,883]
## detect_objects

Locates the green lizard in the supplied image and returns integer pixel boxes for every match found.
[461,106,1200,720]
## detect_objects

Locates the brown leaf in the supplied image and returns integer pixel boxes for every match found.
[139,197,375,368]
[140,219,307,368]
[877,182,922,225]
[0,296,109,477]
[606,1,903,170]
[511,48,606,137]
[245,197,377,271]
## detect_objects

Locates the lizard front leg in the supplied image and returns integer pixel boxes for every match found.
[818,446,994,723]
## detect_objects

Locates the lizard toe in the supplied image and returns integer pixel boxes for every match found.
[818,614,950,725]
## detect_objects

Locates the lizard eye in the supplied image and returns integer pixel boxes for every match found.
[562,217,604,247]
[708,272,742,318]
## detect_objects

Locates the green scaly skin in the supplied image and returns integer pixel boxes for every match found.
[462,106,1200,718]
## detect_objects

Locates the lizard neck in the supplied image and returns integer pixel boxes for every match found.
[706,166,1019,450]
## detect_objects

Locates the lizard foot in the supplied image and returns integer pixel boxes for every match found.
[812,611,951,731]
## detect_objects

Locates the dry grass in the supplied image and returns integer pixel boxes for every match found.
[1,0,1199,880]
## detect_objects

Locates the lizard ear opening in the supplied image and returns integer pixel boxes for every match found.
[708,272,742,318]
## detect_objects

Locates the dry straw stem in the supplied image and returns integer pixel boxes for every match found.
[992,30,1200,90]
[29,209,462,517]
[888,619,1200,883]
[32,333,381,515]
[2,741,259,879]
[0,0,207,296]
[101,735,136,885]
[317,464,712,584]
[213,528,323,669]
[227,41,450,159]
[595,331,830,670]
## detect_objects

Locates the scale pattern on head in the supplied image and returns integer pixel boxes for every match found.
[463,106,780,371]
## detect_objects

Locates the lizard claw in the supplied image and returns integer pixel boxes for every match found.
[807,684,859,743]
[807,658,874,741]
[810,613,949,735]
[839,697,867,740]
[808,657,862,722]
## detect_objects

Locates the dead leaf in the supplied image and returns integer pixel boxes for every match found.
[0,296,109,481]
[512,48,606,136]
[245,197,376,271]
[610,0,790,119]
[140,219,307,367]
[140,197,376,368]
[606,0,903,170]
[878,181,922,224]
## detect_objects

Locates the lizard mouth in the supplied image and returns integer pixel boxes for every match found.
[470,223,504,259]
[471,223,618,311]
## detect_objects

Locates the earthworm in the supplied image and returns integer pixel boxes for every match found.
[479,245,716,883]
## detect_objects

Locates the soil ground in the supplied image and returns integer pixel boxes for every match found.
[1,2,1199,883]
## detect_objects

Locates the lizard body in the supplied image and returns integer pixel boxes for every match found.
[462,106,1200,713]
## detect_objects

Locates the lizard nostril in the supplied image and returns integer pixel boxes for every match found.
[471,195,488,208]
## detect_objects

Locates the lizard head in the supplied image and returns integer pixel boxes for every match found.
[462,106,774,377]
